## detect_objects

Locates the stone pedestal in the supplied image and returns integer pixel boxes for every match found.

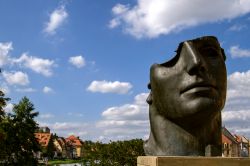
[137,156,250,166]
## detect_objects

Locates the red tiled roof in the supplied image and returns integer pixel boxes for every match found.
[234,134,249,143]
[57,137,66,147]
[222,127,238,144]
[222,134,232,144]
[35,133,51,147]
[66,135,83,147]
[234,134,242,142]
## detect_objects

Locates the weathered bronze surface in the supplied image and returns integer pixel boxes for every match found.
[144,36,227,156]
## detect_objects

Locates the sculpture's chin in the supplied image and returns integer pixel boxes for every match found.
[168,97,223,128]
[184,97,220,113]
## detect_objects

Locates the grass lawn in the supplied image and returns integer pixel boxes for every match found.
[47,159,83,165]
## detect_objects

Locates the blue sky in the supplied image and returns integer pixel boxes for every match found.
[1,0,250,141]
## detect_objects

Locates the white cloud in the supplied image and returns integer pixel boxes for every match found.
[222,70,250,138]
[228,24,247,31]
[0,42,55,77]
[101,93,148,121]
[69,55,85,68]
[77,131,88,137]
[96,93,149,140]
[108,4,130,28]
[16,88,36,93]
[100,93,148,121]
[222,108,250,137]
[44,5,68,35]
[108,18,121,28]
[110,0,250,38]
[37,121,91,140]
[67,112,84,117]
[102,105,142,120]
[48,122,87,131]
[43,86,53,94]
[40,113,54,119]
[0,42,12,67]
[229,45,250,58]
[67,131,88,137]
[87,80,132,94]
[227,70,250,99]
[13,53,55,76]
[3,71,29,86]
[0,83,10,95]
[112,3,130,15]
[223,110,250,122]
[4,103,14,114]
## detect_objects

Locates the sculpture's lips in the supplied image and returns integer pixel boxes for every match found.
[180,82,216,94]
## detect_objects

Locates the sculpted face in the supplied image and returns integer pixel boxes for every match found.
[150,36,227,124]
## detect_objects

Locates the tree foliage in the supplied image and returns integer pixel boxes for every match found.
[0,90,9,120]
[0,96,40,165]
[82,139,145,166]
[0,90,10,161]
[42,133,56,159]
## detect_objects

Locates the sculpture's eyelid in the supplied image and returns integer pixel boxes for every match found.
[201,45,217,51]
[200,46,220,57]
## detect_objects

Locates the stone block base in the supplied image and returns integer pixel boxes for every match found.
[137,156,250,166]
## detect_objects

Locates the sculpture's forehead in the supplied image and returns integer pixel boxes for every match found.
[176,36,220,54]
[187,36,219,43]
[161,36,223,66]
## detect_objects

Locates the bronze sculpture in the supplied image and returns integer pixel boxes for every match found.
[144,36,227,156]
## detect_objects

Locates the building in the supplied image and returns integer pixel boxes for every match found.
[34,132,52,158]
[66,135,84,158]
[53,137,68,158]
[38,126,50,133]
[35,132,52,147]
[235,134,249,157]
[34,126,86,159]
[249,141,250,157]
[222,127,239,157]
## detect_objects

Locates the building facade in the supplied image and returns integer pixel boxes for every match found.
[222,127,239,157]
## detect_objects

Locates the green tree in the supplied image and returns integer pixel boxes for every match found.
[0,90,10,161]
[0,96,40,165]
[0,90,9,120]
[104,139,145,165]
[82,139,145,166]
[46,134,56,159]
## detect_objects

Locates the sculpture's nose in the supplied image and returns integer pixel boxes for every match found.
[183,42,207,75]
